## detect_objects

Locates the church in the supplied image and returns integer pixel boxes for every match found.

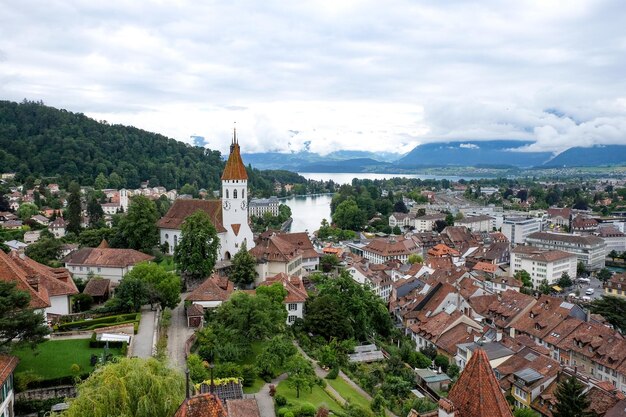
[158,130,255,260]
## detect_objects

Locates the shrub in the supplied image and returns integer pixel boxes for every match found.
[275,394,288,407]
[242,365,256,387]
[325,367,338,380]
[297,403,316,417]
[284,412,295,417]
[121,341,128,356]
[269,384,276,397]
[277,407,291,417]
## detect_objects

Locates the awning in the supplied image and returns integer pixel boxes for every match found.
[552,285,562,292]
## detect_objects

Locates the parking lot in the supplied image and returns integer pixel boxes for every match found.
[563,275,604,302]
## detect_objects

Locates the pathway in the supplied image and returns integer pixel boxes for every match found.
[168,295,195,369]
[256,374,288,417]
[132,306,156,358]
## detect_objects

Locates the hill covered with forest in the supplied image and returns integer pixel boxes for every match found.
[0,100,306,195]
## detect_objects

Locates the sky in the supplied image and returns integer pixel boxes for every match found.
[1,0,626,156]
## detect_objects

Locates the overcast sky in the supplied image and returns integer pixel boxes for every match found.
[1,0,626,155]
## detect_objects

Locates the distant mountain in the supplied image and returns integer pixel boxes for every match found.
[242,150,402,170]
[397,140,552,168]
[299,158,390,173]
[543,145,626,167]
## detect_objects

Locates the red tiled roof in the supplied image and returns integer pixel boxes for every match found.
[427,243,460,257]
[186,274,234,303]
[83,278,111,297]
[0,355,18,386]
[64,247,154,268]
[158,199,226,232]
[447,349,514,417]
[173,393,227,417]
[187,303,205,318]
[513,295,577,340]
[226,398,261,417]
[260,273,308,303]
[250,233,301,263]
[221,138,248,181]
[364,237,419,257]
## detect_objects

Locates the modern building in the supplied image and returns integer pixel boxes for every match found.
[596,226,626,255]
[510,246,578,286]
[248,196,280,218]
[525,231,606,271]
[502,217,542,246]
[455,215,495,232]
[158,130,255,260]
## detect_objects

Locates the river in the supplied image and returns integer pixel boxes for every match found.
[281,194,333,234]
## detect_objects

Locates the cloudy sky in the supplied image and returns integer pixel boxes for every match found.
[1,0,626,156]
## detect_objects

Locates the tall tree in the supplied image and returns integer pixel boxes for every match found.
[94,172,108,190]
[62,357,185,417]
[230,242,257,287]
[286,355,317,398]
[589,296,626,333]
[123,262,181,310]
[118,195,159,252]
[174,210,219,283]
[110,274,148,312]
[66,181,82,235]
[597,268,612,283]
[86,195,105,228]
[16,203,39,221]
[332,198,366,231]
[0,281,50,351]
[553,375,595,417]
[24,238,62,265]
[515,270,533,288]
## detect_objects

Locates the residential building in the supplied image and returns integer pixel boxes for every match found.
[272,232,320,272]
[604,273,626,298]
[0,250,78,318]
[0,355,18,417]
[64,241,154,282]
[525,231,606,271]
[510,246,578,286]
[250,232,303,281]
[48,217,67,238]
[456,342,515,371]
[502,217,542,246]
[361,236,419,264]
[248,196,280,217]
[414,213,446,232]
[158,131,255,260]
[185,274,234,309]
[259,273,308,325]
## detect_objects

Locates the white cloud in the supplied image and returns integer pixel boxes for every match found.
[459,143,479,149]
[1,0,625,155]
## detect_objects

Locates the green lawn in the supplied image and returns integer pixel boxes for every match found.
[275,379,342,413]
[13,338,123,380]
[243,377,266,394]
[240,341,272,394]
[326,376,371,410]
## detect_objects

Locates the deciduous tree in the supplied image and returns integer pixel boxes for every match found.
[175,210,219,283]
[118,195,159,252]
[286,355,316,398]
[230,242,256,287]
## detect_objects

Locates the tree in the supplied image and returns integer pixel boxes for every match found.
[94,172,108,190]
[230,242,256,287]
[392,225,402,235]
[597,268,612,283]
[393,200,408,213]
[538,279,552,295]
[558,272,573,288]
[319,254,340,273]
[255,335,297,380]
[408,254,423,264]
[118,195,159,252]
[123,262,181,310]
[66,181,82,235]
[24,238,62,265]
[447,363,460,379]
[608,250,619,261]
[86,196,105,228]
[332,199,366,231]
[0,281,49,351]
[590,296,626,334]
[72,293,94,312]
[175,210,219,283]
[433,220,447,233]
[16,203,39,221]
[286,355,316,398]
[515,270,533,288]
[110,274,147,312]
[577,261,588,277]
[445,212,455,226]
[514,408,539,417]
[62,357,185,417]
[553,375,595,417]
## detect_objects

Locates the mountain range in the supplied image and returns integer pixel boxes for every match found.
[244,141,626,172]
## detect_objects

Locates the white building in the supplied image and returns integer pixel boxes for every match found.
[250,232,304,281]
[510,246,578,287]
[525,231,606,271]
[414,213,446,232]
[249,196,280,217]
[48,217,67,238]
[502,217,542,245]
[455,215,495,232]
[362,236,420,264]
[64,242,154,282]
[596,226,626,255]
[0,355,18,417]
[259,273,308,325]
[158,131,254,261]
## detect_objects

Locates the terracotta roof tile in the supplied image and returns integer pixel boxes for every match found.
[186,274,234,303]
[64,247,154,268]
[0,355,18,386]
[221,138,248,181]
[173,393,228,417]
[250,233,301,263]
[364,237,419,257]
[226,398,261,417]
[260,273,308,303]
[83,278,111,297]
[158,199,226,232]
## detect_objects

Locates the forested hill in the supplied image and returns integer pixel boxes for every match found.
[0,100,225,190]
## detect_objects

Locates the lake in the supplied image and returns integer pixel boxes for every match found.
[281,194,333,233]
[297,172,479,185]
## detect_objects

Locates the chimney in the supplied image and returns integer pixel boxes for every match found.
[27,276,39,292]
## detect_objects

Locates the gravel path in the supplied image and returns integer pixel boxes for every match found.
[132,307,156,358]
[167,295,195,369]
[256,374,288,417]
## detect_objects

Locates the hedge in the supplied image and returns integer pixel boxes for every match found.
[56,313,140,332]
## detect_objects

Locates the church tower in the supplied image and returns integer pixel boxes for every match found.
[220,128,255,259]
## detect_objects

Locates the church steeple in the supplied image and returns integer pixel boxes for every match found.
[222,127,248,181]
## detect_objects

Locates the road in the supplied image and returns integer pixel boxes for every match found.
[133,306,156,358]
[167,295,195,369]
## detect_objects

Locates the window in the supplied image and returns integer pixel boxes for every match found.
[226,189,229,198]
[234,189,238,199]
[97,267,101,273]
[288,315,297,323]
[242,189,245,198]
[288,303,298,311]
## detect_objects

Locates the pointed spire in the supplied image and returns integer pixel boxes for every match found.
[222,124,248,181]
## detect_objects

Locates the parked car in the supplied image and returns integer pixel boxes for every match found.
[582,296,591,302]
[585,288,595,296]
[579,277,591,284]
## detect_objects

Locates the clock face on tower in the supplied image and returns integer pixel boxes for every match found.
[241,200,247,210]
[223,200,231,211]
